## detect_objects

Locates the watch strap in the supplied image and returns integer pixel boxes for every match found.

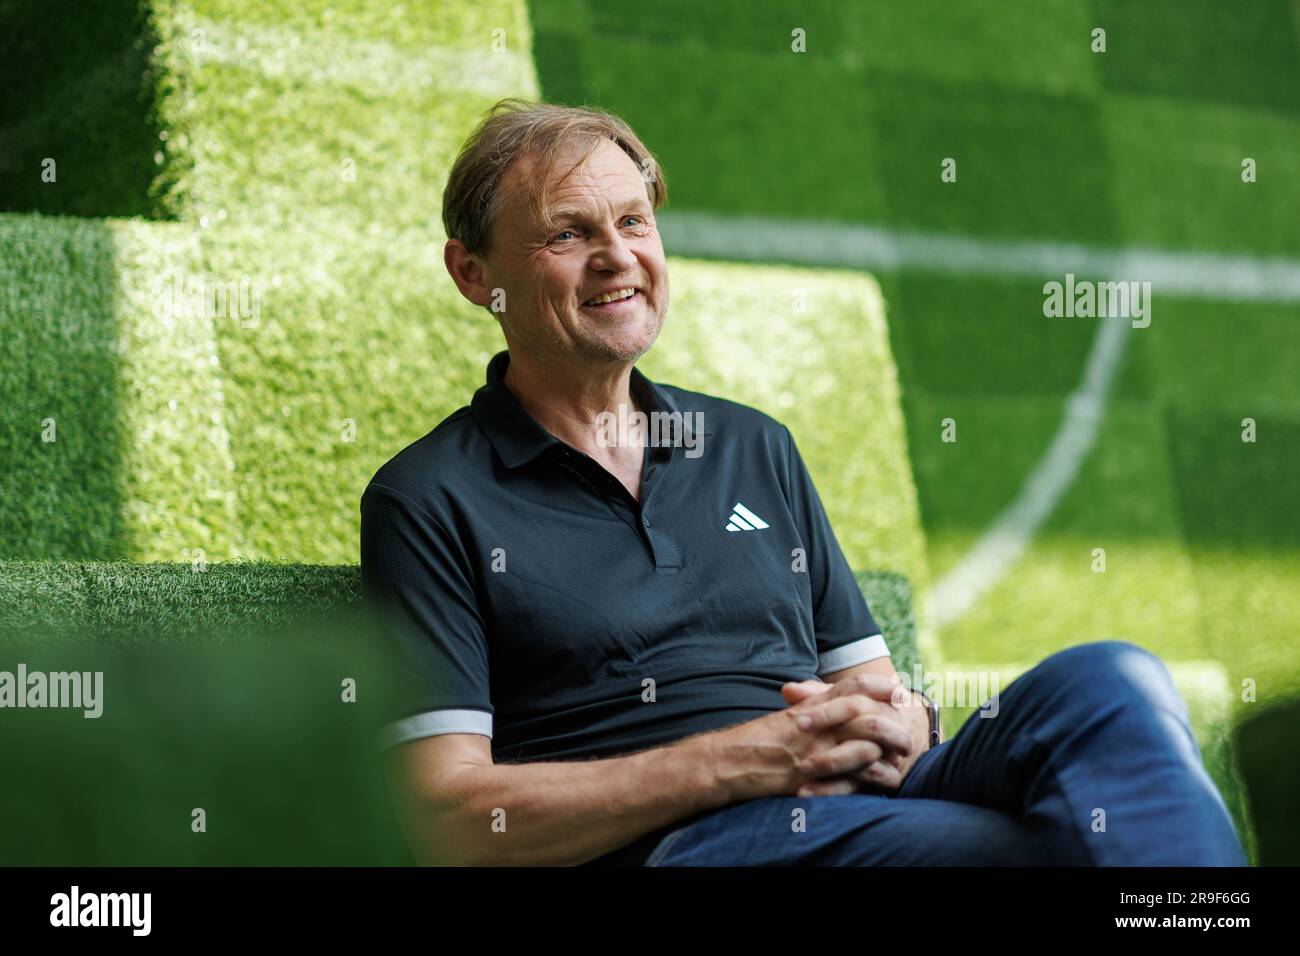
[913,688,941,750]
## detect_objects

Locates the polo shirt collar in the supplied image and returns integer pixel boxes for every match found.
[471,349,695,470]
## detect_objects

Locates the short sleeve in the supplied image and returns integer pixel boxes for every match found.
[359,482,493,749]
[780,425,889,676]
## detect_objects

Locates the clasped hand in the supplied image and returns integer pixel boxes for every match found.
[780,674,926,797]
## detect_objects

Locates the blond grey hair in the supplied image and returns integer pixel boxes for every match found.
[441,98,668,257]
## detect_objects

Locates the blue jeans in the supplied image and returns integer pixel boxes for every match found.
[644,641,1248,866]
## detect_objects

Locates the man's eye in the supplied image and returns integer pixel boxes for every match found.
[552,229,577,243]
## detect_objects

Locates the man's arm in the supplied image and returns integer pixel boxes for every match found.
[387,730,730,867]
[825,656,898,685]
[387,672,918,866]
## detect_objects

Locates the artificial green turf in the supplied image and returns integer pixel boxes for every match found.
[929,530,1206,669]
[0,0,545,563]
[1235,695,1300,865]
[577,40,888,223]
[902,390,1081,535]
[0,561,919,667]
[907,390,1209,662]
[0,625,414,864]
[528,0,592,36]
[886,271,1154,400]
[0,215,127,559]
[529,29,592,106]
[1092,0,1300,114]
[188,0,532,50]
[0,0,184,219]
[1182,546,1300,710]
[1101,94,1300,257]
[1149,306,1300,411]
[1167,408,1300,551]
[0,559,361,642]
[1162,407,1300,697]
[904,393,1190,543]
[0,213,243,561]
[868,75,1120,243]
[173,28,535,233]
[110,220,246,559]
[1146,297,1300,413]
[851,0,1102,95]
[587,0,870,62]
[581,0,1102,96]
[853,570,922,679]
[195,221,504,563]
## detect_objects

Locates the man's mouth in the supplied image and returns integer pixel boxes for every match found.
[581,287,641,310]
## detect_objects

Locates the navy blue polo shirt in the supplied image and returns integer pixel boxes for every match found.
[359,349,888,861]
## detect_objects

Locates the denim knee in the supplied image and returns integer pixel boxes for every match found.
[1033,640,1187,721]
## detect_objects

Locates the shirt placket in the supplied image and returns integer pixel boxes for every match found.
[552,446,679,570]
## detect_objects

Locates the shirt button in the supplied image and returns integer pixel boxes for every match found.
[642,515,651,527]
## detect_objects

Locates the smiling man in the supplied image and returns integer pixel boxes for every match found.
[358,98,1247,868]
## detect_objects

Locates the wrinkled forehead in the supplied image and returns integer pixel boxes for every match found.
[501,138,646,232]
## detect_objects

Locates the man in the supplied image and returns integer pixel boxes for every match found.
[359,98,1247,867]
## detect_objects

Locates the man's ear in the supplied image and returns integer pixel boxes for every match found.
[443,239,495,309]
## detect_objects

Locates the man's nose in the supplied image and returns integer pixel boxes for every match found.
[589,229,638,272]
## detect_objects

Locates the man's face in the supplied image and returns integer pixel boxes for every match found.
[482,138,669,366]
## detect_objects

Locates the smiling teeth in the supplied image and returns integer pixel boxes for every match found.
[585,288,636,305]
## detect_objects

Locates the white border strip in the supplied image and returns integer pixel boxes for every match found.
[375,708,493,751]
[659,211,1300,303]
[818,633,891,676]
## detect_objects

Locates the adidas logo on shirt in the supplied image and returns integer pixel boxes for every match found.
[724,502,769,532]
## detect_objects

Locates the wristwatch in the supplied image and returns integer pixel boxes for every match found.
[912,688,941,750]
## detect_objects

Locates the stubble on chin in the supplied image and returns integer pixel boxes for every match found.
[503,296,665,366]
[565,300,665,365]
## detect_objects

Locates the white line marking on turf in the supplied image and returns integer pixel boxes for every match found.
[659,212,1300,629]
[659,211,1300,302]
[927,312,1129,629]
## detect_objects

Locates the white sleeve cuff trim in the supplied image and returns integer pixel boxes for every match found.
[816,633,890,676]
[375,709,493,750]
